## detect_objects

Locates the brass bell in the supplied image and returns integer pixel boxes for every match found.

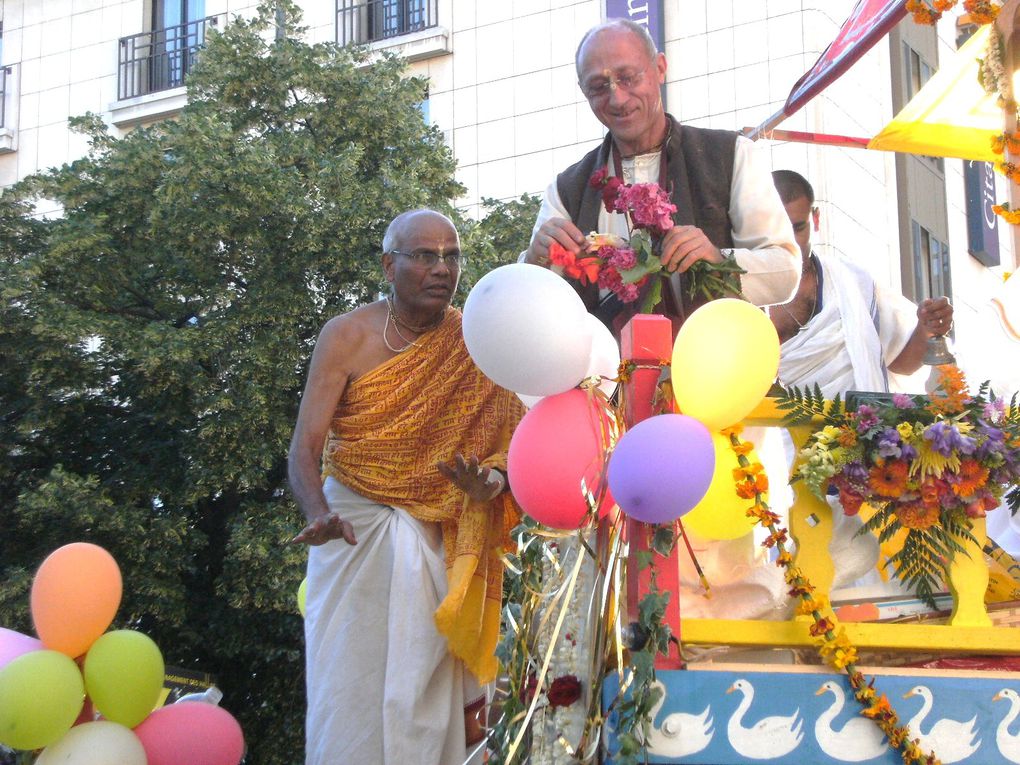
[923,334,957,366]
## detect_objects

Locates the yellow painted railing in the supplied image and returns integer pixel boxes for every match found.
[679,399,1018,655]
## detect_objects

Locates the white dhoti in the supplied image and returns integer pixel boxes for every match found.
[305,477,481,765]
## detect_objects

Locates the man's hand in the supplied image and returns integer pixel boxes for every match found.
[917,296,953,336]
[291,512,357,546]
[438,454,505,503]
[525,217,587,266]
[659,225,724,273]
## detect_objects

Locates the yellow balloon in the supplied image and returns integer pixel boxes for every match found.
[297,577,308,617]
[682,433,765,540]
[671,299,780,430]
[83,630,164,728]
[0,650,84,750]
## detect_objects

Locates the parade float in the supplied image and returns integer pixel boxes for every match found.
[474,3,1020,762]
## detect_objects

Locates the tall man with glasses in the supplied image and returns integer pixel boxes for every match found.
[289,209,525,765]
[522,19,801,332]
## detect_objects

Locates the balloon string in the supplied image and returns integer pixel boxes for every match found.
[676,519,711,598]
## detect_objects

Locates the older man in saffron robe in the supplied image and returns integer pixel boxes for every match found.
[288,209,524,765]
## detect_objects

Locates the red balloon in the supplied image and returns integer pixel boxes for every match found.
[507,389,614,529]
[134,703,244,765]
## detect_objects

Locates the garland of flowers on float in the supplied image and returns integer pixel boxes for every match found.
[722,423,945,765]
[906,0,1000,25]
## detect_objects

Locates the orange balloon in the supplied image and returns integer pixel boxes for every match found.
[31,544,122,658]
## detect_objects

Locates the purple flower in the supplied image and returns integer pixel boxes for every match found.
[923,421,976,456]
[983,398,1006,424]
[892,393,916,409]
[855,405,879,433]
[842,461,869,483]
[976,425,1006,459]
[876,428,903,458]
[900,443,919,461]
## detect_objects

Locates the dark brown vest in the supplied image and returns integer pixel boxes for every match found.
[556,116,737,332]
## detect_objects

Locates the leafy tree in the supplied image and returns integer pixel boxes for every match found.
[0,1,547,760]
[456,194,541,299]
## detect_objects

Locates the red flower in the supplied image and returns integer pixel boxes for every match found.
[601,176,624,213]
[546,674,582,708]
[518,673,538,705]
[548,241,600,286]
[589,166,608,188]
[839,489,865,516]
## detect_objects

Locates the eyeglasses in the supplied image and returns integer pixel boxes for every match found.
[581,69,647,100]
[389,249,463,268]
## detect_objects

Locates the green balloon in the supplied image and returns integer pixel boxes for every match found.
[0,649,84,750]
[297,578,308,617]
[83,630,164,728]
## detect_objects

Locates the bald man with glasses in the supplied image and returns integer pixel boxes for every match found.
[522,19,800,333]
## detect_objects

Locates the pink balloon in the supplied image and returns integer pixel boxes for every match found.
[0,627,42,670]
[134,703,244,765]
[507,389,614,529]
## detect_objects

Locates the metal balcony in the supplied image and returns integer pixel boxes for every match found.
[118,14,224,101]
[336,0,437,45]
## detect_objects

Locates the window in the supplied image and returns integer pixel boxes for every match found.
[336,0,438,45]
[903,43,933,100]
[118,1,221,100]
[911,221,952,301]
[903,43,943,172]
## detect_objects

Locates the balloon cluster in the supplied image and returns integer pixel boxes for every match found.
[0,543,244,765]
[463,262,780,537]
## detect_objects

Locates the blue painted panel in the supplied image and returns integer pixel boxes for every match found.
[602,667,1020,764]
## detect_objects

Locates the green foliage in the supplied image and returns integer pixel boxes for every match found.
[456,194,541,302]
[775,383,842,427]
[0,2,501,761]
[861,506,974,609]
[608,555,672,765]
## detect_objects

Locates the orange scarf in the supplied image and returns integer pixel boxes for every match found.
[323,309,524,682]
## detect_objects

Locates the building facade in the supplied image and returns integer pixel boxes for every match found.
[0,0,1016,389]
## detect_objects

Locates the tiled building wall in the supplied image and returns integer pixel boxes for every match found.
[0,0,1014,361]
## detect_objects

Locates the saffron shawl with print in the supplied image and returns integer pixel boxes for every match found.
[322,309,524,682]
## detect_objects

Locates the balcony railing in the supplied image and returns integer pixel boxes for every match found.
[336,0,437,45]
[118,14,224,101]
[0,66,10,129]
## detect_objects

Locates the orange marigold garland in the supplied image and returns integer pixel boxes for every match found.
[722,425,943,765]
[992,202,1020,225]
[907,0,1001,24]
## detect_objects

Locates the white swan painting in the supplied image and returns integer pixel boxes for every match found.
[904,685,981,763]
[993,688,1020,764]
[726,678,804,759]
[638,680,714,758]
[813,681,889,761]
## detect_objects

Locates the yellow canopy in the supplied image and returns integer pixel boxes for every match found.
[869,25,1002,162]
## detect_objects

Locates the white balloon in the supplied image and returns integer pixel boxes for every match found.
[463,264,593,397]
[585,313,621,399]
[518,314,620,408]
[37,721,147,765]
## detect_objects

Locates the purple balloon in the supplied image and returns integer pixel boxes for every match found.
[608,414,715,524]
[0,627,42,670]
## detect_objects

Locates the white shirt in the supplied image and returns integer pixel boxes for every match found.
[524,135,800,307]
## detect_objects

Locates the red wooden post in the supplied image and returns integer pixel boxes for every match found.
[618,314,683,669]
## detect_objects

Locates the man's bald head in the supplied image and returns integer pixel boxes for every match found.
[382,209,457,254]
[575,19,658,79]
